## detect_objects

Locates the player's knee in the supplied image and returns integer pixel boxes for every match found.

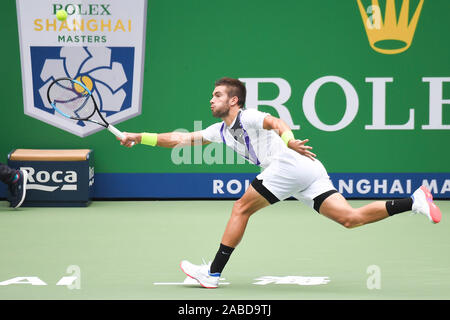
[342,220,355,229]
[232,199,253,217]
[340,210,362,229]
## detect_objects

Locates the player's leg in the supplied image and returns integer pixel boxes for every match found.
[180,182,273,288]
[0,162,17,185]
[291,152,442,226]
[0,163,28,209]
[318,187,441,228]
[220,184,271,248]
[318,192,390,228]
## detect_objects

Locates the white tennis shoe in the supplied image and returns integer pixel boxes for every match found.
[180,260,220,288]
[411,186,442,224]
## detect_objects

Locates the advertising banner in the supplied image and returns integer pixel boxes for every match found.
[15,0,147,137]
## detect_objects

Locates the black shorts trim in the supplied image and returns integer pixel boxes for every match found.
[251,178,280,205]
[313,189,338,213]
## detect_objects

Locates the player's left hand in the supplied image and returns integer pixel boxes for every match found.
[288,139,316,161]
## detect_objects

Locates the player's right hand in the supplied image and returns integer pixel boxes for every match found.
[118,132,139,148]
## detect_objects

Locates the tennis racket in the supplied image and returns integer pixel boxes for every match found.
[46,77,130,142]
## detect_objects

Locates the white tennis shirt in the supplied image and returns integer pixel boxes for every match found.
[201,109,287,169]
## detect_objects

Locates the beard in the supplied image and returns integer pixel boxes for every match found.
[212,105,230,118]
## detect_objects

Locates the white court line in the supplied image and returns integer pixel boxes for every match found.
[154,276,230,286]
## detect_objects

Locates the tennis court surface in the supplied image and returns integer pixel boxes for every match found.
[0,200,449,300]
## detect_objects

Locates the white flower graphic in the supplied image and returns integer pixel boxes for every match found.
[39,46,128,122]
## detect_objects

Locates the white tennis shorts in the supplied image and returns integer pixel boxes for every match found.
[254,148,336,208]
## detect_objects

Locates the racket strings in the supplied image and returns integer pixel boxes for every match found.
[49,79,95,119]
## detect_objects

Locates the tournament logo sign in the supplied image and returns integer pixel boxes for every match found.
[16,0,147,137]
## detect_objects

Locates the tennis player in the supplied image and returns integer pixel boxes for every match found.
[118,77,442,288]
[0,162,28,208]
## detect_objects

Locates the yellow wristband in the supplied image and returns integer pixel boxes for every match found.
[281,131,295,146]
[141,133,158,146]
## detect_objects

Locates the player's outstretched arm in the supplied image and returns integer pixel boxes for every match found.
[263,115,317,161]
[118,131,210,148]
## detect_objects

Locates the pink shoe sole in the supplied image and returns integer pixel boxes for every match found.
[420,186,442,224]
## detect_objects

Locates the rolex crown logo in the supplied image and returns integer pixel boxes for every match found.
[357,0,424,54]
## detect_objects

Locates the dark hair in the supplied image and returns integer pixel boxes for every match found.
[215,77,246,108]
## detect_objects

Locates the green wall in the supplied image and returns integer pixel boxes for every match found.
[2,0,449,174]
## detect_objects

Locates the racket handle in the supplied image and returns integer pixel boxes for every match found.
[108,124,125,140]
[108,125,135,146]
